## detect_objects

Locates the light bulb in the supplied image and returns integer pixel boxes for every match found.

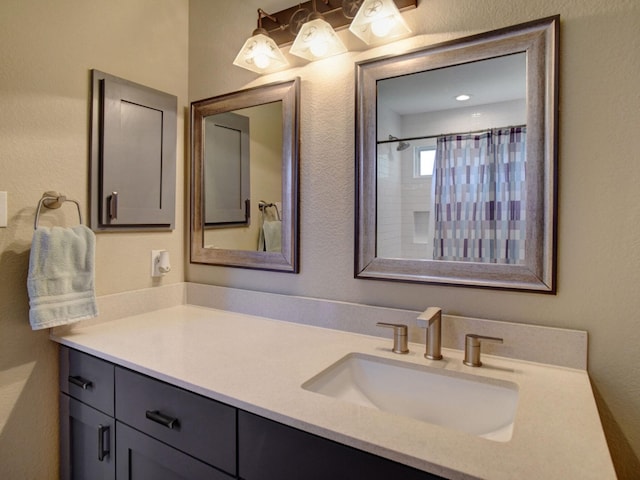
[371,16,395,37]
[310,39,329,58]
[233,31,288,74]
[290,17,347,61]
[349,0,411,45]
[252,45,271,69]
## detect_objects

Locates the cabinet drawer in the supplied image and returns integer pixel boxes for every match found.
[60,346,114,416]
[116,422,233,480]
[115,367,236,476]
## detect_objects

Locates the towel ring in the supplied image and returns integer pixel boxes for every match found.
[34,191,83,230]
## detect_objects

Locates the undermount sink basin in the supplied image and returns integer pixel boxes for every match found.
[302,353,519,442]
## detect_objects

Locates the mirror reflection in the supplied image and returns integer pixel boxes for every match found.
[376,53,526,264]
[203,101,283,253]
[191,78,300,273]
[355,16,558,291]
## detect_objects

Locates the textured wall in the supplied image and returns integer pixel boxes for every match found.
[188,0,640,478]
[0,0,188,477]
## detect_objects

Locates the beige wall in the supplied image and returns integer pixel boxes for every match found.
[188,0,640,478]
[1,0,638,478]
[0,0,188,477]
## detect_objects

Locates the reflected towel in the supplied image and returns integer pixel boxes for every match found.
[262,220,281,252]
[27,225,98,330]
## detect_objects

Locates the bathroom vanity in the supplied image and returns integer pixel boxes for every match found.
[59,345,441,479]
[52,302,616,480]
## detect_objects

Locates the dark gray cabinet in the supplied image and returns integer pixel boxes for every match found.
[90,70,177,231]
[116,422,232,480]
[59,347,115,480]
[59,346,447,480]
[60,394,115,480]
[238,411,444,480]
[59,346,236,479]
[115,367,236,476]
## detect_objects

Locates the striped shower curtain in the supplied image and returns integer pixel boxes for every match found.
[432,127,526,264]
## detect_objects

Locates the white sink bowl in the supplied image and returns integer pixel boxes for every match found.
[302,353,519,442]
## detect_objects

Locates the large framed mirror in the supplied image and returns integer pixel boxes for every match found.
[191,78,300,272]
[355,16,558,292]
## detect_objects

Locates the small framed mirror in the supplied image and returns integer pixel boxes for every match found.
[191,78,300,272]
[355,17,558,292]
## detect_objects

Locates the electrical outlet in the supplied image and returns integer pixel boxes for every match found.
[151,250,171,277]
[151,250,162,277]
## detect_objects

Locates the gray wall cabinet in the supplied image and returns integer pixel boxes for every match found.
[204,112,250,226]
[59,346,445,480]
[90,70,177,231]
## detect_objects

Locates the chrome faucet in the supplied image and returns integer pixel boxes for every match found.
[417,307,443,360]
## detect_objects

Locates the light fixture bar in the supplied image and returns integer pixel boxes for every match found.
[261,0,417,46]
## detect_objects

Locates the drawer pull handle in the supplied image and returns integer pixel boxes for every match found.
[145,410,179,430]
[68,375,93,390]
[109,192,118,220]
[97,424,109,461]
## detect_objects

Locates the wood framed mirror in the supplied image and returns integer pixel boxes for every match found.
[191,78,300,272]
[355,17,558,292]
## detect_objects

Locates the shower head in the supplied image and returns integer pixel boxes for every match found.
[389,135,411,151]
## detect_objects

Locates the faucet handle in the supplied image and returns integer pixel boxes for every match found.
[376,323,409,354]
[463,334,504,367]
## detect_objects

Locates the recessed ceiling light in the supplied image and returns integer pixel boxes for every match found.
[455,94,471,101]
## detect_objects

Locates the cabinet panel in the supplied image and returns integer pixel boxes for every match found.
[60,394,115,480]
[204,111,250,225]
[90,69,177,230]
[239,411,445,480]
[115,367,236,475]
[60,345,114,416]
[116,422,233,480]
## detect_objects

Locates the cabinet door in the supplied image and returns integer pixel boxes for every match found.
[238,411,445,480]
[203,111,250,225]
[60,394,115,480]
[116,422,233,480]
[90,69,177,230]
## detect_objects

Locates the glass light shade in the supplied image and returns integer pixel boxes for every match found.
[289,18,347,61]
[349,0,411,45]
[233,31,288,74]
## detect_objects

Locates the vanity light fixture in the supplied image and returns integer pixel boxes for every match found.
[289,0,347,61]
[232,1,417,73]
[233,9,289,74]
[349,0,411,44]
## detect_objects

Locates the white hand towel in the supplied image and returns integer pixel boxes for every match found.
[27,225,98,330]
[262,220,282,252]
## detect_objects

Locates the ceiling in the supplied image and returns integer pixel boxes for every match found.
[378,53,527,115]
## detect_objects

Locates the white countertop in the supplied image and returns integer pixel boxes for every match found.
[51,304,616,480]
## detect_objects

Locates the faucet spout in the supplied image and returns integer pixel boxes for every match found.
[417,307,443,360]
